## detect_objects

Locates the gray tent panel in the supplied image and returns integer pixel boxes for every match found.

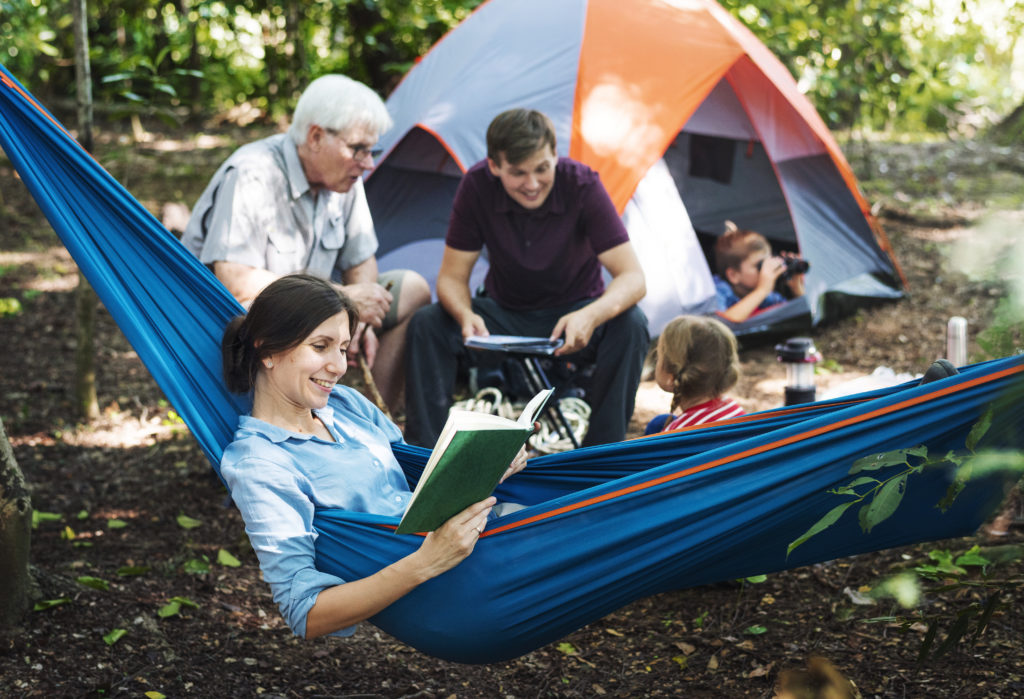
[778,155,899,290]
[664,132,795,240]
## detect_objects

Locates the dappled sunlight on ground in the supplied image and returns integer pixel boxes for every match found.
[11,411,185,450]
[0,246,79,291]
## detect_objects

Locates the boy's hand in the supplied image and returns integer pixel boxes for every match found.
[757,255,787,290]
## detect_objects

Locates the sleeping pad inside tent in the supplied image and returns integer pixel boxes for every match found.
[1,62,1022,664]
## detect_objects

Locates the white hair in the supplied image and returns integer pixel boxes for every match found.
[288,75,393,145]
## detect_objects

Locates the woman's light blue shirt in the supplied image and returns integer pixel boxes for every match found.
[220,386,412,639]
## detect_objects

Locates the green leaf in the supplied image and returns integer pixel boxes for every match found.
[76,576,110,591]
[103,628,127,645]
[787,500,855,557]
[169,596,199,609]
[556,642,578,655]
[107,519,128,529]
[972,595,1002,641]
[61,525,77,541]
[850,446,926,474]
[176,514,202,530]
[871,572,920,608]
[76,510,89,520]
[954,546,990,569]
[34,597,71,611]
[936,479,965,513]
[958,450,1024,481]
[942,450,964,468]
[744,574,767,584]
[933,609,976,658]
[744,624,768,635]
[965,408,992,452]
[0,297,23,316]
[31,511,62,528]
[917,621,938,663]
[101,72,134,83]
[116,565,151,577]
[182,558,210,575]
[145,692,167,699]
[216,549,241,567]
[157,601,181,618]
[858,473,907,533]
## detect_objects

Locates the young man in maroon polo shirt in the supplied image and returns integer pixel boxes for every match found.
[404,108,649,448]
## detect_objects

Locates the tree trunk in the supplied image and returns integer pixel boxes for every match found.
[72,0,100,421]
[0,417,32,629]
[75,276,100,420]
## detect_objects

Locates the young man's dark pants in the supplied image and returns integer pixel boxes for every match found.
[404,297,649,448]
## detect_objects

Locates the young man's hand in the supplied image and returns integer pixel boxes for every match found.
[551,307,598,355]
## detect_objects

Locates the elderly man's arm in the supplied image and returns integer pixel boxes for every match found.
[340,256,392,328]
[213,261,281,308]
[550,241,646,356]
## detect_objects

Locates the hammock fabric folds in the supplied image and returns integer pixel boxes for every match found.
[2,63,1022,664]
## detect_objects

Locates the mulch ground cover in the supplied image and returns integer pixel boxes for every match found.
[2,133,1023,697]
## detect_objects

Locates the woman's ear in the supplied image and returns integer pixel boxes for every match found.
[725,266,742,285]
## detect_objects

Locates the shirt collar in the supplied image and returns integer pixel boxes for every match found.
[490,158,567,218]
[281,135,313,201]
[237,402,337,444]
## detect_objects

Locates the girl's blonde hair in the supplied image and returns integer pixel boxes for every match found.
[658,315,740,412]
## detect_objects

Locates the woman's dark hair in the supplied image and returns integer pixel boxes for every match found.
[221,274,359,394]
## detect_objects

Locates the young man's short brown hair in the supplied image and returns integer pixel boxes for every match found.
[713,223,770,276]
[486,108,557,166]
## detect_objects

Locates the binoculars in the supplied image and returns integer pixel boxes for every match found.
[758,256,809,279]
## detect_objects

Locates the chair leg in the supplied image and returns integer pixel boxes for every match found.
[523,356,580,449]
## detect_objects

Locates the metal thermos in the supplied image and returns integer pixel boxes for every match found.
[947,316,967,367]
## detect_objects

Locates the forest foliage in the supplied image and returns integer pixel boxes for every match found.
[2,0,1022,135]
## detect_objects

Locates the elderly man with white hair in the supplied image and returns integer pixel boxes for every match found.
[183,75,429,412]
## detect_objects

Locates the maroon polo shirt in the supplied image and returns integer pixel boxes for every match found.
[445,157,629,310]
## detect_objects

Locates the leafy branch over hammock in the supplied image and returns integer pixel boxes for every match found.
[787,407,1022,557]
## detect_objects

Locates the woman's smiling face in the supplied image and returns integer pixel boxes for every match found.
[261,311,351,412]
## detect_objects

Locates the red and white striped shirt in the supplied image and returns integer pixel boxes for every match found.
[663,397,746,431]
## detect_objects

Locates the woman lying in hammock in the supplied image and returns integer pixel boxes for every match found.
[219,273,526,639]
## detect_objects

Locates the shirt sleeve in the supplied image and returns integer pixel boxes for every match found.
[713,275,740,311]
[445,170,486,253]
[332,179,378,279]
[762,290,788,308]
[222,453,354,639]
[193,166,285,271]
[577,169,630,255]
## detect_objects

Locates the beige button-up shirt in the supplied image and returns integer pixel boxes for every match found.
[181,133,377,282]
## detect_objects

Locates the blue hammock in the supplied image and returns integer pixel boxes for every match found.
[2,64,1022,664]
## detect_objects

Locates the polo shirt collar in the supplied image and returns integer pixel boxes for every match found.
[237,403,336,444]
[281,135,313,201]
[490,159,567,218]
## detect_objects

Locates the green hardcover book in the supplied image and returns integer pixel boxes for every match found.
[395,388,553,535]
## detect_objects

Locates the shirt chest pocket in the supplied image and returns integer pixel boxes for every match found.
[319,212,346,253]
[264,226,301,274]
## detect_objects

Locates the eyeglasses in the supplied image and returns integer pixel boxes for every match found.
[324,128,382,161]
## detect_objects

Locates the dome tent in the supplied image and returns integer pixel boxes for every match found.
[365,0,905,337]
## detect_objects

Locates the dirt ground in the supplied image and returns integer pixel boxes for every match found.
[1,130,1023,698]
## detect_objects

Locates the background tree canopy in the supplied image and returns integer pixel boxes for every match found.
[2,0,1022,135]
